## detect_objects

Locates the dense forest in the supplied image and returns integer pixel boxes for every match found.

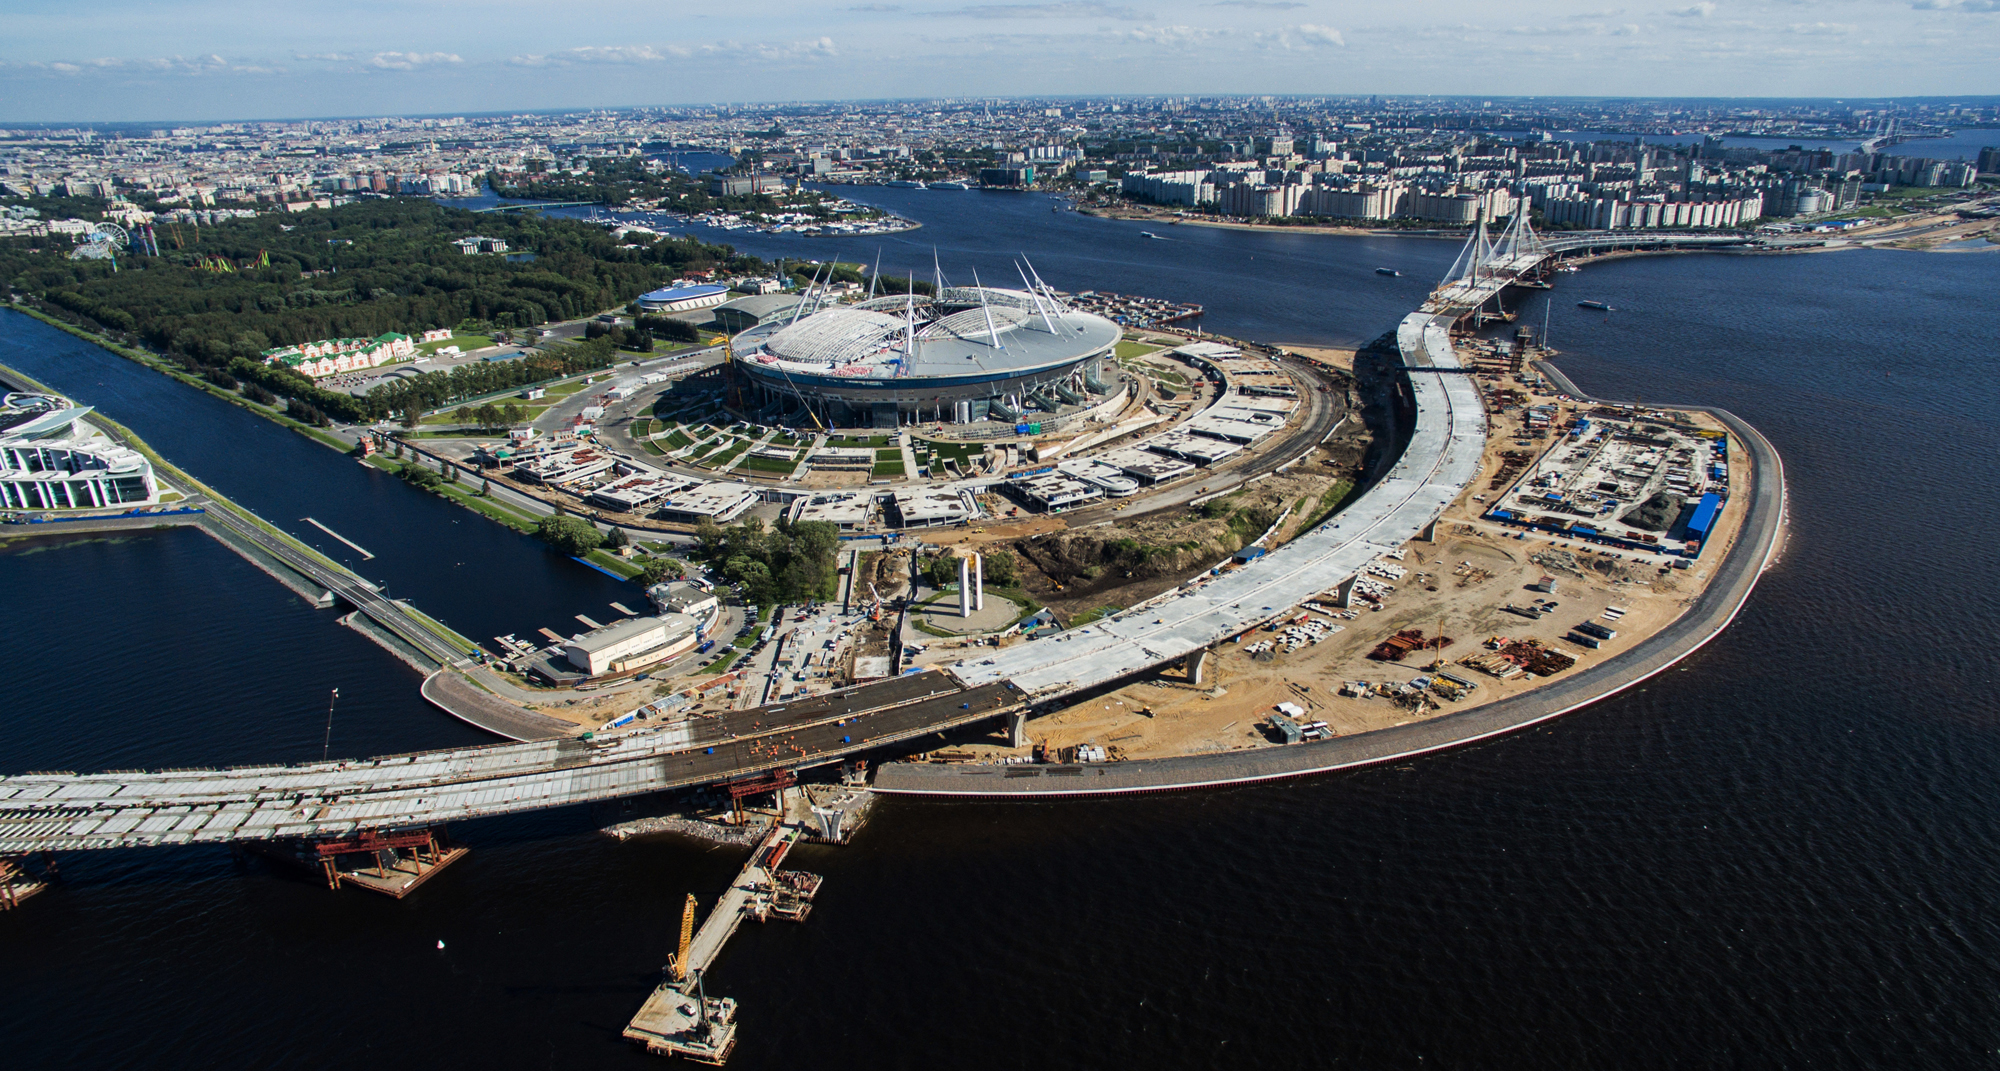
[0,199,764,422]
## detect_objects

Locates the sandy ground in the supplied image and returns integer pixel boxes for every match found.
[1271,343,1359,372]
[943,376,1751,763]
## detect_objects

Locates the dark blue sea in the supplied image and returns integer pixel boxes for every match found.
[2,193,1998,1069]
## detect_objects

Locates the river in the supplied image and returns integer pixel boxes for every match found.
[2,201,1998,1068]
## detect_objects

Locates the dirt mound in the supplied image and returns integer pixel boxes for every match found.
[1621,491,1680,532]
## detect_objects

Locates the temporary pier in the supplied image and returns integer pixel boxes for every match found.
[625,818,822,1064]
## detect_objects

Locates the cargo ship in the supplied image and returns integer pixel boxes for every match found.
[1577,300,1614,311]
[1375,267,1401,277]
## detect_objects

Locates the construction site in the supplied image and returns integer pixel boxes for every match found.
[911,357,1751,766]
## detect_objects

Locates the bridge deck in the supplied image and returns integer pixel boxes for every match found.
[0,672,1017,852]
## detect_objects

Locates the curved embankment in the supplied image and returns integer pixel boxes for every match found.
[872,366,1786,797]
[421,668,577,741]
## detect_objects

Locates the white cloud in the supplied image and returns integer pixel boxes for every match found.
[1291,23,1345,45]
[368,51,462,70]
[704,37,840,59]
[1671,2,1716,17]
[1120,24,1228,46]
[1250,23,1347,48]
[1,53,280,76]
[1911,0,2000,9]
[933,2,1150,19]
[510,45,671,67]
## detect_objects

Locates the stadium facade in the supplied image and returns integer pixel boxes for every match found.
[728,285,1122,428]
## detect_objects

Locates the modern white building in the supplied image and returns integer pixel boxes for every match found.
[0,393,160,511]
[636,283,731,314]
[563,614,699,676]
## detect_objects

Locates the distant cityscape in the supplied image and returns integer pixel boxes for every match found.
[2,96,1997,244]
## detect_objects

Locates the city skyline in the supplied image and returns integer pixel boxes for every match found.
[5,0,2000,122]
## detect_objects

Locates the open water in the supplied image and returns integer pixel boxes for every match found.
[2,194,1999,1069]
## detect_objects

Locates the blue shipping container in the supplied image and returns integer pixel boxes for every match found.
[1686,492,1721,538]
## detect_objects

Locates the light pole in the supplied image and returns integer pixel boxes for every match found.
[321,687,339,762]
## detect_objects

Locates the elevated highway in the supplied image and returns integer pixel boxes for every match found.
[0,224,1759,858]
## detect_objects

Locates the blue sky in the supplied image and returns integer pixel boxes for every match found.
[2,0,1996,121]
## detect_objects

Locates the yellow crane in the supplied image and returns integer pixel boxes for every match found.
[667,893,697,983]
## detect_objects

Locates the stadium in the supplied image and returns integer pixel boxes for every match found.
[728,282,1123,428]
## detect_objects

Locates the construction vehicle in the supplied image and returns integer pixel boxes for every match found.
[666,893,697,982]
[868,583,884,622]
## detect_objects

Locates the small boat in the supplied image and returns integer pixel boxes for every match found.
[1375,267,1400,277]
[1139,231,1169,240]
[1578,300,1613,311]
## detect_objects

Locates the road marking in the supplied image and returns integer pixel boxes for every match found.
[302,517,375,559]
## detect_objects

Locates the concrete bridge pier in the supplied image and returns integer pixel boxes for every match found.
[1419,518,1439,542]
[1183,647,1211,685]
[1005,709,1029,749]
[1334,573,1360,609]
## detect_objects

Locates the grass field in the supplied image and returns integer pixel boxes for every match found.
[920,439,983,464]
[872,458,905,477]
[738,452,801,473]
[662,428,694,449]
[827,434,892,448]
[708,439,751,468]
[415,333,494,357]
[1115,339,1164,359]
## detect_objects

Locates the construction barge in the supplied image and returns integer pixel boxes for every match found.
[624,817,826,1065]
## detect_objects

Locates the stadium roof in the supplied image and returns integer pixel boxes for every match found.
[737,286,1117,381]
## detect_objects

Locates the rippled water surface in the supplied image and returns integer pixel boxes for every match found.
[1,224,1997,1069]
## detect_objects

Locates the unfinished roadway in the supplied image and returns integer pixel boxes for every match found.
[0,227,1775,853]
